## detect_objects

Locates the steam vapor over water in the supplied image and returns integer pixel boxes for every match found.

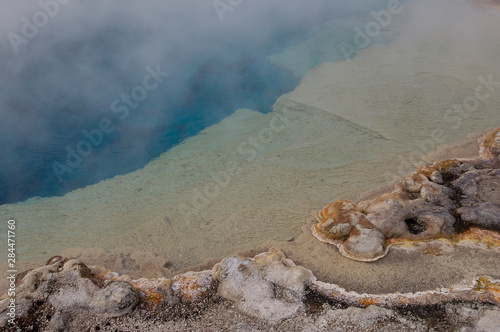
[0,0,392,204]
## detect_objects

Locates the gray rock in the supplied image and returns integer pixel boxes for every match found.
[215,255,305,323]
[365,199,408,237]
[474,309,500,332]
[457,203,500,231]
[401,199,456,237]
[430,170,444,184]
[228,323,261,332]
[399,173,429,193]
[342,305,395,327]
[420,182,455,210]
[257,257,313,302]
[445,302,480,331]
[45,311,70,332]
[327,222,352,238]
[302,305,427,331]
[453,169,500,205]
[216,257,273,301]
[367,198,456,240]
[90,281,139,317]
[0,257,139,329]
[343,225,387,261]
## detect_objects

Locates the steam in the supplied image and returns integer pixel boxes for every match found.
[1,0,495,204]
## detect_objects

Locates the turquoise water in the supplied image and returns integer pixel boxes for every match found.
[1,0,499,282]
[0,0,391,205]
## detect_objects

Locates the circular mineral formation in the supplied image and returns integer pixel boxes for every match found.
[312,127,500,262]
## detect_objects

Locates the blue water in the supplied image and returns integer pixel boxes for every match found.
[0,1,390,205]
[0,35,302,204]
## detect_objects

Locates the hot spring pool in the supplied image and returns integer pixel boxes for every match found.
[1,0,500,287]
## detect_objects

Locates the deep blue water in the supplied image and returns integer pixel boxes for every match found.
[0,1,389,205]
[0,51,298,204]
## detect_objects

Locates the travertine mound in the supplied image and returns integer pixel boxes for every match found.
[213,249,314,322]
[313,128,500,261]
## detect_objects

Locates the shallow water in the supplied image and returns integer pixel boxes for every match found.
[1,0,500,293]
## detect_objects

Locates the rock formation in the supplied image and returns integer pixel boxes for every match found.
[214,249,314,323]
[0,257,139,330]
[1,248,499,331]
[1,129,499,329]
[313,128,500,261]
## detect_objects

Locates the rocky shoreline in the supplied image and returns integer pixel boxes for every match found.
[312,128,500,262]
[1,249,499,331]
[1,128,499,331]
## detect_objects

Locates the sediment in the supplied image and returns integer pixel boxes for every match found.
[1,129,499,331]
[1,247,499,331]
